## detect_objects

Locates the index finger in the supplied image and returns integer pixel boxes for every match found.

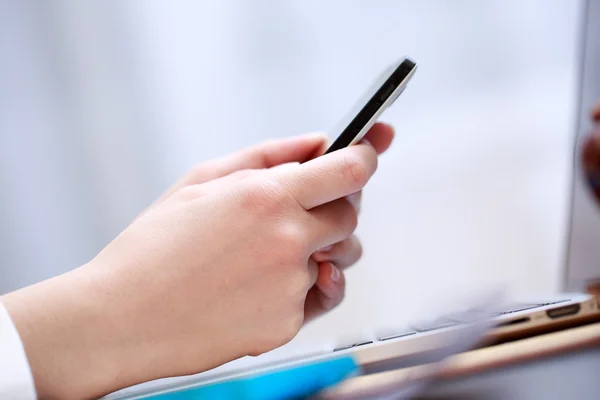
[362,122,395,155]
[155,133,328,204]
[278,141,378,210]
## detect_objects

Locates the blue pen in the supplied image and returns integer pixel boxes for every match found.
[143,356,358,400]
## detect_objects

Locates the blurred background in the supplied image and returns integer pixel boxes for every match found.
[0,0,585,380]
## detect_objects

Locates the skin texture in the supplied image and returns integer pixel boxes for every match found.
[1,123,395,400]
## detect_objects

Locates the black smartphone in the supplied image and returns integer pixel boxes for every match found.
[324,57,417,154]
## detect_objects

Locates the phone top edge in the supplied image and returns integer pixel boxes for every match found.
[324,57,417,154]
[400,56,417,70]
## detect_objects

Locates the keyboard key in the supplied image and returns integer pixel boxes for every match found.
[488,303,543,315]
[445,309,492,323]
[352,340,373,348]
[333,344,353,352]
[540,299,570,306]
[412,318,461,332]
[333,340,373,352]
[378,329,417,341]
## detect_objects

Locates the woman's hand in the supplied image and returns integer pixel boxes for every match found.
[141,123,394,324]
[1,123,394,399]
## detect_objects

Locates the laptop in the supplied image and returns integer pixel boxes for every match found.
[104,3,600,398]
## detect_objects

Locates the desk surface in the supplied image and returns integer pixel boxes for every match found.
[420,347,600,399]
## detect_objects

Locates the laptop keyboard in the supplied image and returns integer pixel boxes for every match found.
[412,318,460,332]
[379,330,418,341]
[333,299,571,352]
[487,303,545,315]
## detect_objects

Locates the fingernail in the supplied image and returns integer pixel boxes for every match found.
[360,138,372,146]
[331,264,341,283]
[319,245,333,252]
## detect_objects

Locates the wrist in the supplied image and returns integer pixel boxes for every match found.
[2,259,246,399]
[1,267,132,399]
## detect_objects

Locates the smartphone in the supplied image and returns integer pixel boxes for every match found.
[324,57,417,154]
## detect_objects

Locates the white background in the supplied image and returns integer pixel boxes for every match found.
[0,0,582,362]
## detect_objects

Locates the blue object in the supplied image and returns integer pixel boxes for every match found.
[145,356,358,400]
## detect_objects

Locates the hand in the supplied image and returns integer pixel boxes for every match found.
[305,124,394,323]
[141,123,395,324]
[1,125,392,399]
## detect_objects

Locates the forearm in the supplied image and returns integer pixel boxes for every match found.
[1,261,237,399]
[1,267,134,399]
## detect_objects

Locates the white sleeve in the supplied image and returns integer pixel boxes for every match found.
[0,302,37,400]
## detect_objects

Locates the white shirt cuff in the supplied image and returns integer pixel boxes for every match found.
[0,302,36,400]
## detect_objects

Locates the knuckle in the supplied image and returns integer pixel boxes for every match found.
[173,185,203,202]
[342,154,370,188]
[266,222,307,270]
[246,179,275,199]
[258,179,290,207]
[277,221,309,256]
[241,179,286,212]
[238,186,265,213]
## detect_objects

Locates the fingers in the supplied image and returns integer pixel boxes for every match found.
[312,122,394,158]
[208,133,328,174]
[304,262,345,323]
[312,235,362,269]
[307,258,319,290]
[280,141,378,210]
[158,133,328,203]
[153,122,390,210]
[305,198,358,251]
[363,122,395,155]
[174,162,300,198]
